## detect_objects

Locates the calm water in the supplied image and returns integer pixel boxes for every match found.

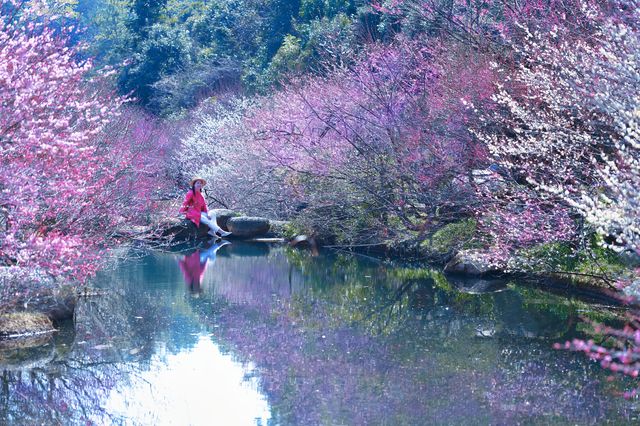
[0,241,638,425]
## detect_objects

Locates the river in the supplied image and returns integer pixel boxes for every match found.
[0,240,637,425]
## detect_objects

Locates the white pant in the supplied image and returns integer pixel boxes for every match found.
[200,212,222,235]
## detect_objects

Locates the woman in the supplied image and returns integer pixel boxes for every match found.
[179,177,232,238]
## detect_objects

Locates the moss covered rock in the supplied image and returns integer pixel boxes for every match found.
[421,219,477,260]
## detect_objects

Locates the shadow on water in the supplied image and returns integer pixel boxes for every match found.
[0,242,637,424]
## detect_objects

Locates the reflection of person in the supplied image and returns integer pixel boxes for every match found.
[179,177,232,238]
[178,240,230,292]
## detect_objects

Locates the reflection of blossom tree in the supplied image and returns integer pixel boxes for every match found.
[485,346,635,423]
[185,248,633,424]
[2,247,634,423]
[0,251,193,423]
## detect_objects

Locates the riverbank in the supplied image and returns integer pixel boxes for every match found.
[151,206,637,305]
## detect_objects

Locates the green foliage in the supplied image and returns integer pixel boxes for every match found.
[42,0,80,17]
[128,0,167,39]
[279,221,309,240]
[516,241,581,272]
[75,0,364,114]
[266,35,308,82]
[515,235,628,282]
[299,0,355,21]
[120,24,193,107]
[295,12,358,68]
[420,219,478,259]
[80,0,134,65]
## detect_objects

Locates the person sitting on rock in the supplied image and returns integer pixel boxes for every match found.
[179,177,232,238]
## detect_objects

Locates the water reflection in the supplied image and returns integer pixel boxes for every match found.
[103,335,270,425]
[0,244,637,425]
[177,240,231,293]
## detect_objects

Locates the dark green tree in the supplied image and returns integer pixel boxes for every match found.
[129,0,167,39]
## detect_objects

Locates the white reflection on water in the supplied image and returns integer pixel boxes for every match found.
[103,335,271,425]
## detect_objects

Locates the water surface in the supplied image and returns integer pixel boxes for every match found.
[0,241,637,425]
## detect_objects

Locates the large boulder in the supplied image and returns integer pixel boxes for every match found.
[227,216,271,237]
[210,209,243,230]
[443,250,501,277]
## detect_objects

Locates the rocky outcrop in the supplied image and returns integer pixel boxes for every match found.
[158,211,291,241]
[24,286,77,321]
[0,316,73,370]
[227,216,271,237]
[0,268,78,321]
[443,250,501,277]
[0,312,55,339]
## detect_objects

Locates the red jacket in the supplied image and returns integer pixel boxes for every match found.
[179,190,208,227]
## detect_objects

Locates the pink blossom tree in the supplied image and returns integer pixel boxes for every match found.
[454,0,640,395]
[179,40,497,245]
[0,1,165,285]
[239,40,495,244]
[474,0,639,260]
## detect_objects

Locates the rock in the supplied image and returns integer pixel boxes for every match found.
[159,217,210,240]
[210,209,243,230]
[446,276,509,294]
[0,312,55,339]
[0,320,73,370]
[443,250,500,276]
[227,216,271,237]
[27,285,77,321]
[289,235,319,255]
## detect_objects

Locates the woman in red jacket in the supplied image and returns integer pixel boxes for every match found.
[180,177,232,238]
